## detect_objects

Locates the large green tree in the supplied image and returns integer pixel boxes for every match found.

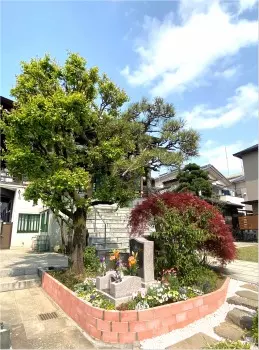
[1,53,199,273]
[123,98,199,194]
[175,163,212,197]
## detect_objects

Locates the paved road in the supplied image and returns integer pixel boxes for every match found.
[0,287,96,349]
[209,257,258,284]
[0,248,68,272]
[235,242,258,249]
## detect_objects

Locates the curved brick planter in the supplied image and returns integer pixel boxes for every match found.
[41,271,229,344]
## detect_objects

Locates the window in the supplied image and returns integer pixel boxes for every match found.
[40,210,49,233]
[17,214,40,233]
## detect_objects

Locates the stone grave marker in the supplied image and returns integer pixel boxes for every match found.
[130,237,154,284]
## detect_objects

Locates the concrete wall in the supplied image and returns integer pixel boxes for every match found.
[242,151,258,202]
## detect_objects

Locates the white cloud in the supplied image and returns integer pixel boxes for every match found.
[197,140,257,175]
[181,83,258,130]
[214,66,239,79]
[239,0,258,13]
[121,0,257,97]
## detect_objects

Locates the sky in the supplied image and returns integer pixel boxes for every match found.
[1,0,258,177]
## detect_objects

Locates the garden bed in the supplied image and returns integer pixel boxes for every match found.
[41,269,230,344]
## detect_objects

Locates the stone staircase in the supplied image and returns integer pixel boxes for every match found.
[213,283,258,342]
[87,204,152,253]
[166,282,258,349]
[87,205,132,252]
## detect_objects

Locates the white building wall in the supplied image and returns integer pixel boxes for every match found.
[10,186,45,248]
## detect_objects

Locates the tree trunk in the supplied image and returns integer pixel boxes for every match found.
[145,167,152,196]
[71,208,88,274]
[59,218,66,247]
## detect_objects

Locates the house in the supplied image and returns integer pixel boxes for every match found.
[0,96,62,250]
[154,163,251,233]
[155,164,248,209]
[233,144,258,215]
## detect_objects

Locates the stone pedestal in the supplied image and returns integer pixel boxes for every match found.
[96,271,115,291]
[110,276,142,298]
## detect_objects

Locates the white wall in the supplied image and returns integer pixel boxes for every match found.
[10,187,45,248]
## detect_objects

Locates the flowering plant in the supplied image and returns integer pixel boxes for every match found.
[74,279,115,310]
[127,251,139,276]
[131,284,203,309]
[109,249,121,271]
[161,268,178,284]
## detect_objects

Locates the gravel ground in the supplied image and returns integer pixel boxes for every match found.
[140,279,257,350]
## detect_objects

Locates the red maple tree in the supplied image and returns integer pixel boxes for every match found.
[129,192,236,264]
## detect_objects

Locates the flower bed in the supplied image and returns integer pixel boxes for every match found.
[41,270,230,344]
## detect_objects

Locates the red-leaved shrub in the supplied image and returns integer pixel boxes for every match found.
[129,192,236,264]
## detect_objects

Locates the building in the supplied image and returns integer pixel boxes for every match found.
[0,96,62,249]
[155,164,248,210]
[154,163,253,234]
[233,145,258,215]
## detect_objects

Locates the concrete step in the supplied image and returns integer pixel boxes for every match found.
[226,307,254,330]
[166,332,218,349]
[214,321,245,341]
[0,275,41,292]
[87,225,130,231]
[241,283,258,292]
[227,295,258,310]
[87,219,130,226]
[236,290,258,301]
[0,267,39,277]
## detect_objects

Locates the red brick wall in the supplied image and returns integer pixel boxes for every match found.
[42,272,229,344]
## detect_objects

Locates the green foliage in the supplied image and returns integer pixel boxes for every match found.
[83,247,101,275]
[49,270,85,290]
[176,163,212,197]
[206,340,250,349]
[180,266,218,293]
[251,312,258,345]
[152,204,211,278]
[74,279,115,310]
[117,283,204,310]
[1,52,199,274]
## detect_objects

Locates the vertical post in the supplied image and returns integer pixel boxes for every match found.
[94,209,97,233]
[104,223,107,249]
[140,176,144,198]
[225,146,230,177]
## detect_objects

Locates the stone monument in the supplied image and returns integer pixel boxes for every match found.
[130,237,155,286]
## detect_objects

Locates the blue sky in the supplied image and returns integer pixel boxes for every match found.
[2,0,258,176]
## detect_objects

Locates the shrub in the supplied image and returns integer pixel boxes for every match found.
[180,266,218,293]
[129,192,236,265]
[205,340,250,349]
[83,247,101,274]
[251,312,258,345]
[151,204,211,277]
[49,270,85,290]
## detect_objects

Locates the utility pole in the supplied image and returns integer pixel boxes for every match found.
[225,146,230,176]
